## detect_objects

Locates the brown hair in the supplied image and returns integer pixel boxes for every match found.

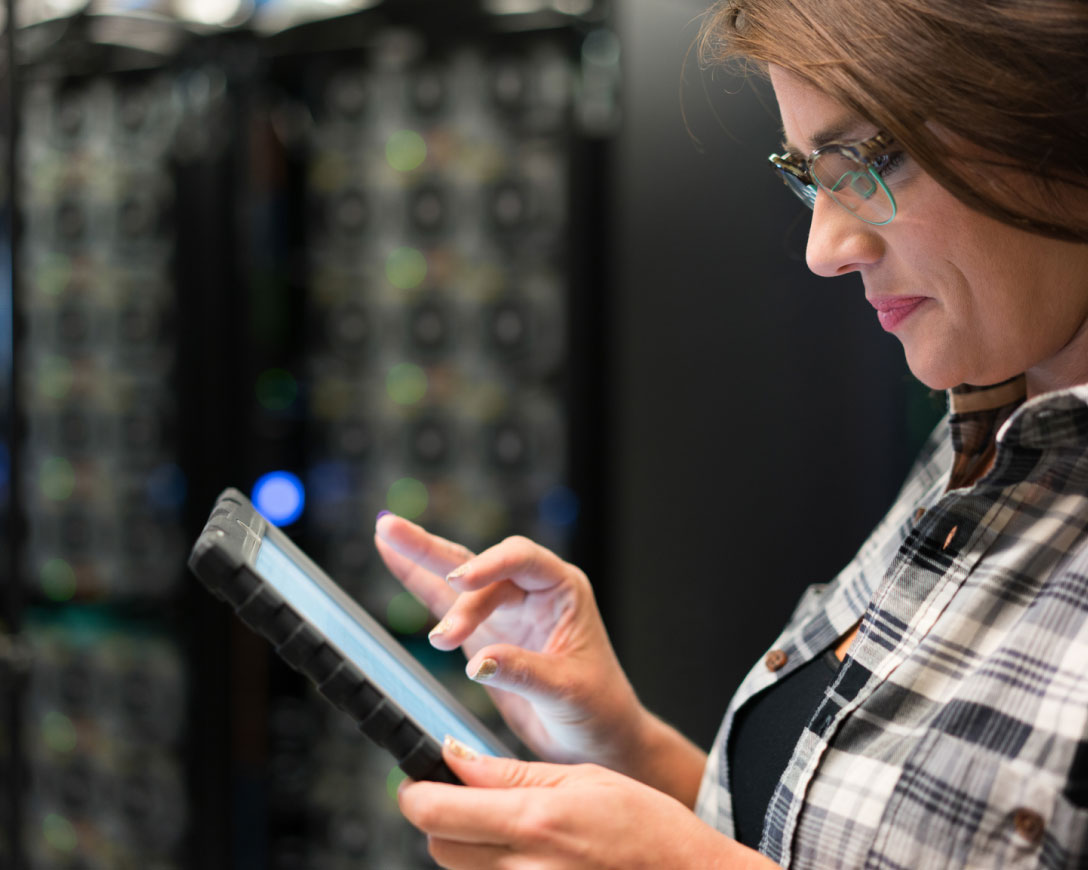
[697,0,1088,242]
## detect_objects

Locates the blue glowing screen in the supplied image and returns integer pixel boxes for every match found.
[254,536,502,758]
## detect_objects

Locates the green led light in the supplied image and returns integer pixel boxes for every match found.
[38,355,74,401]
[386,247,427,290]
[386,766,408,804]
[386,591,430,635]
[256,368,299,412]
[40,558,77,602]
[42,813,78,853]
[41,711,78,754]
[386,363,428,405]
[39,457,75,502]
[386,130,427,173]
[387,478,428,520]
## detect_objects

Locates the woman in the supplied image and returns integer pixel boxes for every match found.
[376,0,1088,865]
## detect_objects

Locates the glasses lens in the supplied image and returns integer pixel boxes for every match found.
[776,167,817,210]
[811,150,894,225]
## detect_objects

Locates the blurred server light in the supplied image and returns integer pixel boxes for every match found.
[253,470,307,526]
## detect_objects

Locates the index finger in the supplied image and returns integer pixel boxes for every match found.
[376,514,475,577]
[374,535,457,617]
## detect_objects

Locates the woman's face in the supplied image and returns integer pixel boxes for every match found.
[770,66,1088,396]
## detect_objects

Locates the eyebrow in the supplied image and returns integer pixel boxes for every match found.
[779,118,872,155]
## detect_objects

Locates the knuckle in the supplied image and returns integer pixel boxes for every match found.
[513,803,561,848]
[504,535,543,573]
[503,656,533,689]
[504,759,537,789]
[568,563,591,590]
[501,534,535,560]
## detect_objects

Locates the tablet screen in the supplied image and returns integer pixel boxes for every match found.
[255,536,501,758]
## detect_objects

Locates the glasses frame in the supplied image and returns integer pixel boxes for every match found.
[768,131,898,226]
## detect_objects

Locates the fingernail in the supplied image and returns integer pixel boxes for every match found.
[376,510,392,522]
[468,658,498,681]
[444,735,478,760]
[446,564,468,584]
[428,618,452,642]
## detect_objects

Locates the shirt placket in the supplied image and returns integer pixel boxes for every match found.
[767,481,1022,867]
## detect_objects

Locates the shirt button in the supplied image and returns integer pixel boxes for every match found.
[765,649,789,672]
[1013,808,1045,845]
[942,525,959,550]
[913,507,926,522]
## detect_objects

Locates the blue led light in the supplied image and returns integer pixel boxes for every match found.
[539,486,580,528]
[307,461,351,505]
[146,463,187,512]
[252,471,306,527]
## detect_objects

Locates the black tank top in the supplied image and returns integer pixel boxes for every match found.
[727,650,841,850]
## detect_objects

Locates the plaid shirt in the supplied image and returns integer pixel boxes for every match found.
[695,377,1088,868]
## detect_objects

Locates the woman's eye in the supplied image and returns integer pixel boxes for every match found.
[874,151,906,179]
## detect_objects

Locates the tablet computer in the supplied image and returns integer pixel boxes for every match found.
[188,487,513,784]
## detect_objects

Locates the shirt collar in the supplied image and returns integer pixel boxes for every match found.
[944,377,1027,489]
[944,377,1088,485]
[948,376,1027,416]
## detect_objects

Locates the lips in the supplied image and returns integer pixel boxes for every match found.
[868,295,930,332]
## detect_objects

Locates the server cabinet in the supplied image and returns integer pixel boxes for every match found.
[6,3,615,867]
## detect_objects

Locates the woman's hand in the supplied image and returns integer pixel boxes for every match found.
[375,514,707,804]
[398,738,779,870]
[374,514,648,771]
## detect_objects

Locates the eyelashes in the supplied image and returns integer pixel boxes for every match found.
[874,151,907,179]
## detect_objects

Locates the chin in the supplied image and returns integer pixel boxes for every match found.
[906,350,1022,391]
[902,352,961,392]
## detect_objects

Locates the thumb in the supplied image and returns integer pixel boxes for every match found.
[442,736,570,789]
[464,644,575,704]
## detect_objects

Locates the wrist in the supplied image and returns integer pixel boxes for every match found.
[618,708,707,808]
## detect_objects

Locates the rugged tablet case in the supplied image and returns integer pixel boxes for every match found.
[188,488,465,785]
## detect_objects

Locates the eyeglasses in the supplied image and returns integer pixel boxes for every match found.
[768,132,898,225]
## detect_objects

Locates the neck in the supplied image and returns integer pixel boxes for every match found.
[1026,311,1088,399]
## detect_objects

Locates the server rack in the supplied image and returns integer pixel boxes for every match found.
[5,2,615,867]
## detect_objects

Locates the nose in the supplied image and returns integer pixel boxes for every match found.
[805,189,884,278]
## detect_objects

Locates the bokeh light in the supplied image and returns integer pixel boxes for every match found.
[387,477,428,520]
[386,130,427,173]
[386,363,428,405]
[582,27,622,67]
[252,471,306,526]
[34,253,72,297]
[386,766,408,804]
[146,463,188,512]
[41,711,78,754]
[539,485,580,528]
[386,591,430,635]
[256,368,299,411]
[42,813,78,853]
[38,355,74,401]
[40,558,77,602]
[386,247,428,289]
[307,460,352,505]
[39,457,75,502]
